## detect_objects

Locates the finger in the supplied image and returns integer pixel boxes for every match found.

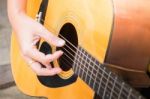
[32,35,40,42]
[24,51,62,76]
[27,47,63,68]
[25,47,50,68]
[31,35,40,47]
[30,61,62,76]
[37,26,65,47]
[46,50,63,62]
[24,55,52,69]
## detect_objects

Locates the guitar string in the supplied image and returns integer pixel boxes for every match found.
[60,38,141,99]
[58,33,139,99]
[60,49,140,99]
[58,34,134,97]
[60,58,118,99]
[40,20,137,99]
[39,20,127,94]
[34,5,142,97]
[42,20,126,88]
[58,55,119,99]
[59,46,131,98]
[35,6,115,99]
[41,20,120,84]
[40,20,139,99]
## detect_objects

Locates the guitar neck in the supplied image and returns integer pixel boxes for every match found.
[72,46,145,99]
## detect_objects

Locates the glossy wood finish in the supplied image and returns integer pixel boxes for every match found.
[11,0,150,98]
[105,0,150,87]
[11,0,113,98]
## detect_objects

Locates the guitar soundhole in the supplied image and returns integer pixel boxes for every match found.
[37,23,78,88]
[57,23,78,71]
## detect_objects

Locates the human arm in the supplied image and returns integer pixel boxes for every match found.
[7,0,65,76]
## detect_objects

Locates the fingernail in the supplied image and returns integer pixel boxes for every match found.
[58,40,65,46]
[56,68,62,73]
[59,50,63,54]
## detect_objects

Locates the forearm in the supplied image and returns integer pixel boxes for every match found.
[7,0,27,32]
[7,0,27,15]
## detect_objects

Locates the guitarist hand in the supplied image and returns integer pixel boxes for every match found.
[8,0,65,76]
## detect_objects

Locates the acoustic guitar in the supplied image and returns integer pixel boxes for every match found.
[11,0,150,99]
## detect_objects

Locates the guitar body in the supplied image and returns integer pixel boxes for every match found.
[11,0,150,99]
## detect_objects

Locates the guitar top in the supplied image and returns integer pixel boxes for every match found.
[11,0,150,99]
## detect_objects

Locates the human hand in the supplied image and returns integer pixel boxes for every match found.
[11,13,65,76]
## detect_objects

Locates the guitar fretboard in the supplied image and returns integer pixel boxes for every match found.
[72,46,144,99]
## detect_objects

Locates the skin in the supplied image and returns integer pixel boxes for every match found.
[7,0,65,76]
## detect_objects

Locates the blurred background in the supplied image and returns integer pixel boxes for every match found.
[0,0,44,98]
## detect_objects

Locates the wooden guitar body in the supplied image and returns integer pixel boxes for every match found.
[11,0,150,99]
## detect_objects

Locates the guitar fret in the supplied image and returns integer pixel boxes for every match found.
[78,48,83,78]
[118,82,125,99]
[74,53,79,74]
[86,74,90,85]
[96,64,104,82]
[80,50,86,79]
[110,76,117,99]
[107,73,116,96]
[72,46,145,99]
[73,47,79,73]
[82,64,87,81]
[72,57,77,72]
[121,83,130,99]
[94,65,103,93]
[93,63,103,92]
[90,79,95,89]
[76,47,82,75]
[100,82,106,97]
[127,88,132,99]
[92,60,99,89]
[92,61,99,90]
[84,54,91,84]
[88,57,95,87]
[82,50,89,81]
[112,77,121,98]
[100,72,109,97]
[102,72,111,99]
[97,67,105,95]
[106,80,114,98]
[79,48,84,76]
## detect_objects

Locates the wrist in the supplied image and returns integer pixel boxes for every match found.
[9,12,26,31]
